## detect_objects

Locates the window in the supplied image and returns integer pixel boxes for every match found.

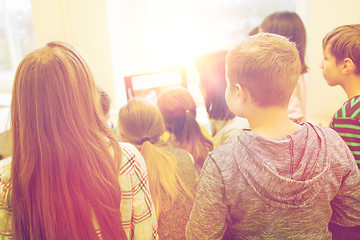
[107,0,298,127]
[142,0,298,109]
[145,0,297,71]
[108,0,297,83]
[0,0,35,94]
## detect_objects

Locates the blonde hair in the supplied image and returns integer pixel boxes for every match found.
[118,98,192,216]
[10,42,126,239]
[157,87,213,174]
[226,33,301,107]
[322,24,360,74]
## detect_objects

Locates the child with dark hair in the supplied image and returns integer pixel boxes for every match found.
[248,26,259,36]
[195,51,249,147]
[321,24,360,239]
[321,24,360,170]
[97,86,117,132]
[97,87,112,120]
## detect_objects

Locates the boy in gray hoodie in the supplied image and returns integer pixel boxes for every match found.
[185,33,360,239]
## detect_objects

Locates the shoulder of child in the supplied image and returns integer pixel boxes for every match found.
[316,124,347,143]
[0,157,11,184]
[118,142,146,176]
[207,137,240,167]
[313,124,358,169]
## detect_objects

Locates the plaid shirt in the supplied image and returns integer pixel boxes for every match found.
[0,142,158,240]
[118,142,158,240]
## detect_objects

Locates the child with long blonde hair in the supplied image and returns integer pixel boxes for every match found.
[118,98,196,239]
[0,42,158,240]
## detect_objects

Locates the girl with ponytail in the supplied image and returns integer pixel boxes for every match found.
[0,42,158,240]
[118,98,196,239]
[157,87,213,175]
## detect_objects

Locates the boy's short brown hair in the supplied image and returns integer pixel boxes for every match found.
[322,24,360,73]
[226,33,301,107]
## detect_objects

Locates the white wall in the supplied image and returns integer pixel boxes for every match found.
[305,0,360,125]
[106,0,150,110]
[27,0,360,126]
[30,0,116,103]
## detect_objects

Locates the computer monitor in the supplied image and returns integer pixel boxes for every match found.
[124,69,187,102]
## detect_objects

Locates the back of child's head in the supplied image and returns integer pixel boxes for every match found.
[157,86,198,137]
[118,98,192,216]
[195,51,235,121]
[97,87,111,116]
[226,33,301,107]
[118,97,165,145]
[260,11,308,74]
[322,24,360,73]
[11,41,126,239]
[157,87,213,173]
[249,26,259,36]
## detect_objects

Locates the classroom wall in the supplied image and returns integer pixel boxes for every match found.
[305,0,360,125]
[30,0,116,103]
[27,0,360,126]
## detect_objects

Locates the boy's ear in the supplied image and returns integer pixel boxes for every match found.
[235,83,250,102]
[342,58,355,74]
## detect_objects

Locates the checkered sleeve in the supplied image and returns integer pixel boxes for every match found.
[118,143,159,240]
[0,157,13,239]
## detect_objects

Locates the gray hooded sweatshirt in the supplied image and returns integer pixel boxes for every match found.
[186,123,360,240]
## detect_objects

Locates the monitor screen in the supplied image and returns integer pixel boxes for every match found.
[124,69,187,103]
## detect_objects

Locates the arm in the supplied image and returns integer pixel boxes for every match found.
[186,155,228,240]
[330,137,360,227]
[0,157,13,239]
[119,143,158,240]
[330,117,360,170]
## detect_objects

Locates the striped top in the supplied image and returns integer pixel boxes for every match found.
[0,142,159,240]
[330,95,360,170]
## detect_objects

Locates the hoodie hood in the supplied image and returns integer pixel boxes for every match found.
[235,122,331,208]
